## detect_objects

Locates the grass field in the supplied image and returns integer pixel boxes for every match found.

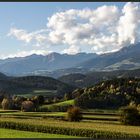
[0,117,140,136]
[0,107,140,138]
[41,99,74,108]
[84,109,118,113]
[52,99,74,106]
[39,99,75,111]
[16,89,57,97]
[0,128,79,138]
[0,110,119,121]
[0,110,18,113]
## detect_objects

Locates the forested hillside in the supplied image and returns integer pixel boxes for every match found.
[0,75,76,97]
[74,78,140,109]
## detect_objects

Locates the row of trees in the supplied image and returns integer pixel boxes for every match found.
[0,95,45,112]
[0,92,71,112]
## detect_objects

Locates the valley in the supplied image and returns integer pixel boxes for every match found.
[0,74,140,138]
[0,2,140,139]
[0,43,140,138]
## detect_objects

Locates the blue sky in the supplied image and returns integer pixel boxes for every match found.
[0,2,139,59]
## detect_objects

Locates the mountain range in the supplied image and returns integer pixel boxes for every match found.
[0,43,139,77]
[0,52,97,76]
[78,43,140,71]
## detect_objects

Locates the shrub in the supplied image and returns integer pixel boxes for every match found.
[120,106,140,126]
[66,106,83,122]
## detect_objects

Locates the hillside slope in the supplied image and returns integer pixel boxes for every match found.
[59,69,140,88]
[74,78,140,109]
[0,72,7,80]
[78,43,140,71]
[0,75,76,97]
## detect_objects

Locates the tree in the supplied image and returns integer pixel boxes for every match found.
[1,98,13,110]
[0,95,4,102]
[66,106,83,122]
[53,97,59,103]
[21,101,35,112]
[37,95,45,105]
[13,96,26,110]
[63,93,69,101]
[137,104,140,112]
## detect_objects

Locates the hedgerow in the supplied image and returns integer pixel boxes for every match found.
[0,121,139,138]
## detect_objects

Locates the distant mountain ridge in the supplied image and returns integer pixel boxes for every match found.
[0,52,97,76]
[0,43,140,76]
[78,43,140,71]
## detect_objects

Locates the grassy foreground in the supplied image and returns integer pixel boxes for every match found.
[0,118,140,138]
[0,109,140,138]
[0,128,79,138]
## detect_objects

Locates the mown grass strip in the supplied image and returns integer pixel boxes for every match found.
[0,112,119,121]
[0,128,79,138]
[83,112,119,116]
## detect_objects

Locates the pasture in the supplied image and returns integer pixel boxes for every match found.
[0,108,140,138]
[16,89,57,98]
[0,99,140,138]
[0,117,140,135]
[39,99,75,112]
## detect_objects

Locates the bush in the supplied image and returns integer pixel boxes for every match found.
[120,106,140,126]
[66,106,82,122]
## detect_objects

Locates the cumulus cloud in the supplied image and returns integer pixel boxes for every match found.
[8,28,49,46]
[8,2,140,54]
[117,2,140,46]
[62,45,81,54]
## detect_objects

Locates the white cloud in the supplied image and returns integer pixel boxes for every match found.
[62,45,81,55]
[0,50,52,59]
[8,28,32,43]
[117,2,140,46]
[8,28,49,46]
[8,2,140,54]
[47,5,119,48]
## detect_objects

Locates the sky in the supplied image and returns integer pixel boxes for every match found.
[0,2,140,59]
